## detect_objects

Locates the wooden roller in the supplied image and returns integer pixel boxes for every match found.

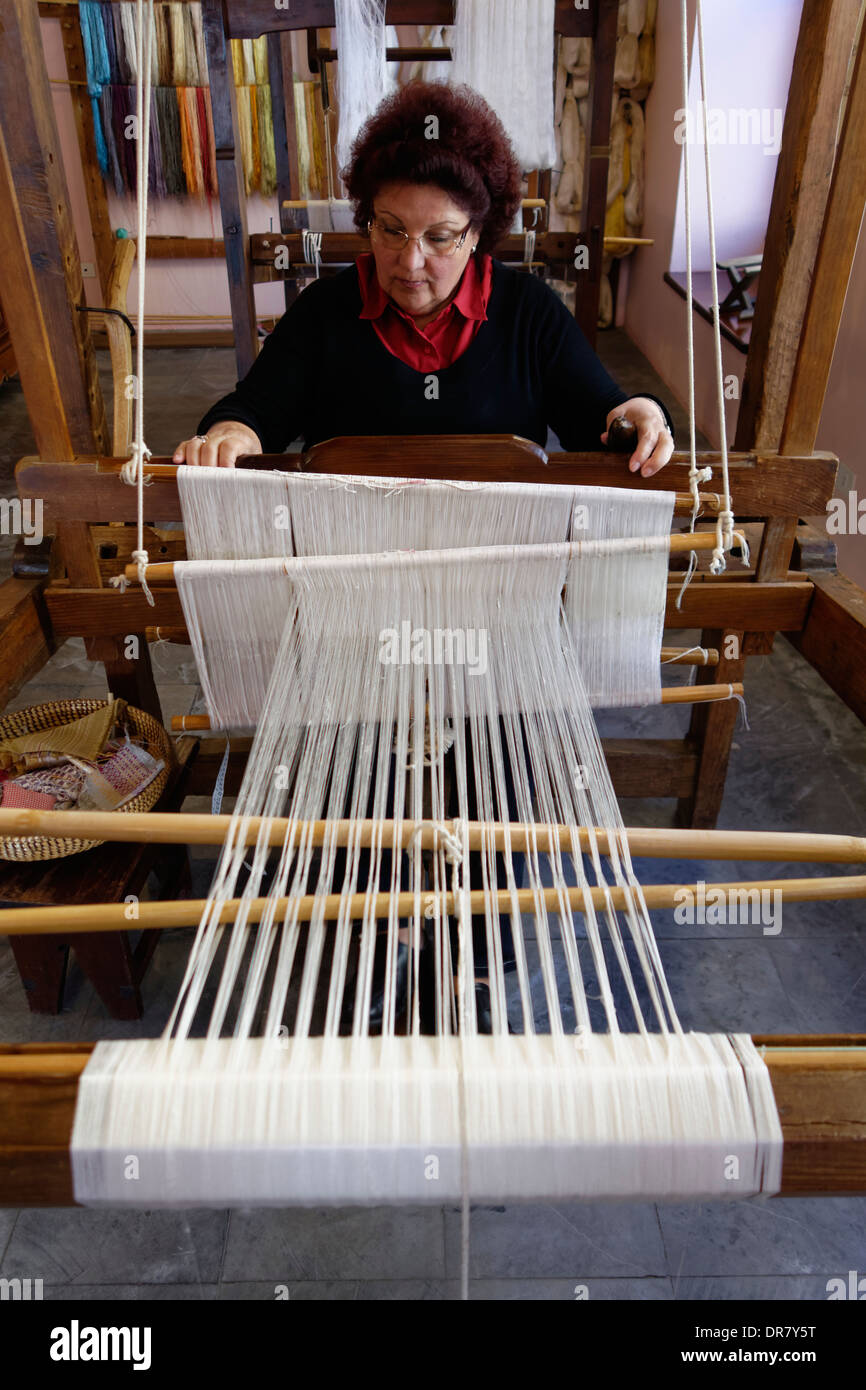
[2,1037,864,1204]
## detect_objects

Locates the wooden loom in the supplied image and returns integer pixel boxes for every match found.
[0,0,865,1203]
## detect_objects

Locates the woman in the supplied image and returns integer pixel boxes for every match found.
[174,82,675,473]
[174,82,676,1032]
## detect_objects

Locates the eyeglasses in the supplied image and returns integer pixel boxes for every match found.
[367,218,472,258]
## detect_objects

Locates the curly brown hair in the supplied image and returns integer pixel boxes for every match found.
[342,81,522,256]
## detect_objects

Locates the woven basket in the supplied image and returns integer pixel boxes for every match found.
[0,698,174,862]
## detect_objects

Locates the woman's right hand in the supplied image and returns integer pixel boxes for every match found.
[172,421,263,467]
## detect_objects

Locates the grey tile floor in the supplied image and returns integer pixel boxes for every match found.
[0,338,862,1302]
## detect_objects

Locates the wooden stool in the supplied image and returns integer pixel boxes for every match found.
[0,737,197,1019]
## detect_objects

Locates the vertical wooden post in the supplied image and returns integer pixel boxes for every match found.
[743,0,864,582]
[574,0,618,346]
[279,31,301,215]
[0,123,74,462]
[40,2,116,300]
[267,30,296,314]
[678,630,745,830]
[268,31,294,214]
[56,521,162,723]
[780,17,866,458]
[202,0,259,378]
[0,0,108,456]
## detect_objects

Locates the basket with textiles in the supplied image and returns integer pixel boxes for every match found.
[0,698,174,862]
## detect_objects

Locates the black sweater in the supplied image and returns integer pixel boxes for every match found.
[198,260,673,453]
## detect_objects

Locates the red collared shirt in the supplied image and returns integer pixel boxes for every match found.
[356,251,493,371]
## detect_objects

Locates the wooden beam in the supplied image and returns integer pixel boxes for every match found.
[267,29,295,288]
[573,0,618,345]
[736,0,863,454]
[0,1037,862,1206]
[54,521,162,723]
[41,580,814,640]
[181,735,700,800]
[279,31,300,217]
[788,572,866,725]
[0,0,108,456]
[202,0,259,379]
[143,237,226,260]
[15,453,839,525]
[0,123,74,460]
[250,230,586,270]
[782,18,866,455]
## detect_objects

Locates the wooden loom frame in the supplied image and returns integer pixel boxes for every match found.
[0,0,864,1202]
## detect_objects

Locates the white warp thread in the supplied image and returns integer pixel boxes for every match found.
[175,472,673,726]
[449,0,557,171]
[72,472,782,1208]
[334,0,394,173]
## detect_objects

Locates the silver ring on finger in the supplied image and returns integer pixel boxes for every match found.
[194,434,209,443]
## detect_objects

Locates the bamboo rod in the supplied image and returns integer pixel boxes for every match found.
[124,530,735,583]
[661,646,720,666]
[661,682,744,704]
[2,876,864,936]
[168,682,746,730]
[1,810,864,861]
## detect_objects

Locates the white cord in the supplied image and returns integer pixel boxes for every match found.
[679,0,700,527]
[302,229,323,278]
[694,1,734,574]
[117,0,155,607]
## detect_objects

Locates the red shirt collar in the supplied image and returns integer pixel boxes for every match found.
[356,251,491,326]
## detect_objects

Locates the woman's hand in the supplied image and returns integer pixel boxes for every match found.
[601,397,674,477]
[172,421,263,468]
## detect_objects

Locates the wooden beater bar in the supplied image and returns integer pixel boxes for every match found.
[1,1037,864,1204]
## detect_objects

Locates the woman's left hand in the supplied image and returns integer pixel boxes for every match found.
[601,397,674,477]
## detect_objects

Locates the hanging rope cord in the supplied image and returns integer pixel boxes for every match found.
[679,0,742,581]
[115,0,155,607]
